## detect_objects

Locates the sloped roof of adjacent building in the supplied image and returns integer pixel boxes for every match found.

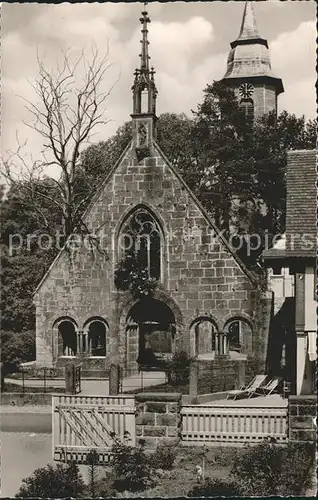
[263,149,317,260]
[285,149,317,257]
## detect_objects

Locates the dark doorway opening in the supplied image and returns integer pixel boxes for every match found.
[126,298,175,370]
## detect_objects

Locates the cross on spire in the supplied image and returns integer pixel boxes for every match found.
[139,8,150,70]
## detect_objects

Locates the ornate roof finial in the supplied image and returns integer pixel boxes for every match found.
[140,4,150,71]
[131,3,157,117]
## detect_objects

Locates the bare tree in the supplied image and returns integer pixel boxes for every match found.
[2,45,116,253]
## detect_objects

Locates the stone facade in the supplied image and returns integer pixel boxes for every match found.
[135,392,182,448]
[288,395,317,442]
[34,141,267,371]
[231,83,277,119]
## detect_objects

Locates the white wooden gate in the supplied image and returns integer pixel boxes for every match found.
[52,394,136,464]
[181,405,288,445]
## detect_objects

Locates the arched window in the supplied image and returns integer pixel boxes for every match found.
[83,318,108,357]
[239,98,254,122]
[224,318,252,353]
[87,321,107,357]
[120,207,162,280]
[58,320,77,356]
[191,317,218,356]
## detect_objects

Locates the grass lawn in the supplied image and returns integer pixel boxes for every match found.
[95,445,241,498]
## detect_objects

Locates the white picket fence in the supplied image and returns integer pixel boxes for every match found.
[181,405,288,445]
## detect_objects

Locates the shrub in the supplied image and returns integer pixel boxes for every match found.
[188,478,241,497]
[1,331,36,375]
[114,253,158,298]
[152,443,177,470]
[94,472,118,498]
[168,350,192,384]
[231,441,315,496]
[87,450,99,498]
[15,461,85,498]
[111,437,156,492]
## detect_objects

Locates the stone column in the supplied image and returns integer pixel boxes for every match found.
[76,331,81,355]
[88,334,92,356]
[215,332,229,359]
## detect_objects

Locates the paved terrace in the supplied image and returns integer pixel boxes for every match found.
[198,394,288,407]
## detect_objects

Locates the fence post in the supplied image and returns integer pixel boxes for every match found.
[65,362,76,394]
[189,360,199,402]
[22,369,25,393]
[109,364,121,395]
[237,362,246,389]
[43,367,47,393]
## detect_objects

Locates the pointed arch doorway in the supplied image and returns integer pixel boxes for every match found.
[125,298,176,373]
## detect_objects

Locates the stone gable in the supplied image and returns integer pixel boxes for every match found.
[34,141,265,369]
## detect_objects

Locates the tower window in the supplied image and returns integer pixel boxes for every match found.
[141,90,149,113]
[239,98,254,121]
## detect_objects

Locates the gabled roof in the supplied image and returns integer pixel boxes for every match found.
[33,142,132,296]
[34,140,258,297]
[153,141,258,286]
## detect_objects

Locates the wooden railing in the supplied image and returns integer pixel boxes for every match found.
[181,405,288,445]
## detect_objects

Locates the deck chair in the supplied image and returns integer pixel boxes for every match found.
[251,377,282,397]
[226,374,268,400]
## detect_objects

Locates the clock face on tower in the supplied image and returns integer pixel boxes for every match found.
[239,83,254,99]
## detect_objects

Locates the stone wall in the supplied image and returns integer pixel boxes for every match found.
[197,359,246,395]
[135,392,182,448]
[288,395,317,442]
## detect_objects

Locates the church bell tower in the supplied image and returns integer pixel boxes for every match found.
[220,1,284,119]
[131,7,158,158]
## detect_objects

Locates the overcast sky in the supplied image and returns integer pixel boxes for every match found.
[2,1,316,174]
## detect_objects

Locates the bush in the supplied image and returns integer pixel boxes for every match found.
[168,350,192,384]
[94,472,118,498]
[152,443,177,470]
[15,461,85,498]
[1,330,35,375]
[187,478,241,497]
[231,441,315,496]
[111,437,156,492]
[114,253,158,298]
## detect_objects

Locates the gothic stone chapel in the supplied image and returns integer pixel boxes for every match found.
[34,7,270,376]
